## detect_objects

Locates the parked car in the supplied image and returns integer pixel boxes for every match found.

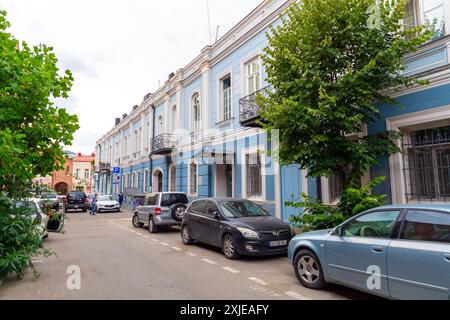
[40,192,59,209]
[96,195,121,213]
[288,204,450,300]
[64,191,88,213]
[132,192,189,233]
[181,198,294,259]
[14,198,65,238]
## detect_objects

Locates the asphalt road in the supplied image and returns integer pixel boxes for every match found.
[0,210,378,300]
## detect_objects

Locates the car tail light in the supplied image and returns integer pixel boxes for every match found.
[154,208,161,216]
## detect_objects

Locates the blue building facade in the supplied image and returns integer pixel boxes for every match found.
[95,0,450,221]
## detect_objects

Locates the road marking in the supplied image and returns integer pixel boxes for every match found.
[187,252,197,257]
[143,235,149,239]
[285,291,311,300]
[201,258,218,265]
[248,277,268,286]
[32,260,43,264]
[161,242,169,246]
[222,267,240,274]
[171,246,182,251]
[151,239,159,242]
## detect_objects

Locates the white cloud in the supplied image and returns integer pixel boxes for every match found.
[1,0,263,154]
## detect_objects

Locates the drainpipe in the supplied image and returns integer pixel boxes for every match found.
[150,104,156,192]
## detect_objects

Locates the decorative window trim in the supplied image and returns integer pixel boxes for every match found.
[216,69,234,124]
[240,50,263,98]
[213,163,235,198]
[241,146,266,201]
[387,104,450,204]
[151,167,164,193]
[169,164,177,192]
[143,169,149,193]
[191,93,202,133]
[187,160,199,197]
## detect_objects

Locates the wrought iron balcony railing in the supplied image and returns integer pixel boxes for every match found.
[99,162,111,173]
[150,133,177,155]
[239,85,272,127]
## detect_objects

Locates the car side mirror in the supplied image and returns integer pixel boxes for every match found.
[213,211,220,220]
[332,226,342,236]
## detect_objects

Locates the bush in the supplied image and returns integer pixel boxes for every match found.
[288,177,386,232]
[0,195,52,280]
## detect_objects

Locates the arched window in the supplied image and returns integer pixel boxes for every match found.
[192,93,201,132]
[171,105,177,133]
[169,165,177,192]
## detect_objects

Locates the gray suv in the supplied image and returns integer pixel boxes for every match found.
[132,192,189,233]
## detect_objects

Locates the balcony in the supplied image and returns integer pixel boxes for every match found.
[99,162,111,174]
[239,86,271,128]
[150,133,177,155]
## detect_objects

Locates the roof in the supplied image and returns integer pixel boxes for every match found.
[73,155,95,163]
[373,204,450,212]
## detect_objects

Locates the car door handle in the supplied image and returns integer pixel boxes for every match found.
[371,246,384,253]
[444,254,450,262]
[200,219,205,223]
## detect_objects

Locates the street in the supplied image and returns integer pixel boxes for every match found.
[0,211,377,300]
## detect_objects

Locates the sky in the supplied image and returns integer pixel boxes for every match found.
[1,0,263,154]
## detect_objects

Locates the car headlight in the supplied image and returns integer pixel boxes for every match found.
[237,227,260,240]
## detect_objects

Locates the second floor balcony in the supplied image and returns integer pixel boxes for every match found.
[99,162,111,174]
[239,86,271,128]
[150,133,177,155]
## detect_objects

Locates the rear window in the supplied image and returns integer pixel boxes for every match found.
[68,192,85,199]
[42,193,57,199]
[160,194,189,207]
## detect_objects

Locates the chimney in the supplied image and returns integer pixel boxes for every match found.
[122,113,128,120]
[168,72,175,80]
[115,118,121,126]
[132,105,139,111]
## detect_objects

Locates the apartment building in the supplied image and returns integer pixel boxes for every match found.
[95,0,450,221]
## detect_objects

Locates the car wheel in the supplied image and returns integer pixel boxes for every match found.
[181,225,194,245]
[148,217,158,233]
[171,204,187,222]
[222,234,239,260]
[132,214,143,228]
[294,249,326,290]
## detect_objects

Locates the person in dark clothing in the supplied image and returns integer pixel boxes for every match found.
[118,193,124,207]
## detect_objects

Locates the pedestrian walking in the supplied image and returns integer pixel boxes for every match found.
[118,192,124,207]
[91,193,98,215]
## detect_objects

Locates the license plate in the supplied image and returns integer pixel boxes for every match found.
[269,240,287,247]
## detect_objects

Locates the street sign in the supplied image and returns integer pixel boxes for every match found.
[113,174,120,185]
[113,167,121,174]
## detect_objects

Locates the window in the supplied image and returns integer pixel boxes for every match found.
[404,0,445,40]
[329,174,344,203]
[132,173,136,188]
[422,0,445,40]
[189,162,198,195]
[191,200,207,213]
[171,105,177,133]
[342,211,401,238]
[66,166,70,175]
[144,194,158,206]
[204,201,219,217]
[134,130,139,153]
[157,116,163,136]
[144,170,148,192]
[75,169,80,179]
[137,172,141,189]
[401,210,450,243]
[246,153,262,198]
[170,165,177,192]
[219,201,270,218]
[221,75,232,121]
[403,125,450,202]
[124,137,128,157]
[192,93,201,132]
[85,169,89,179]
[161,193,189,207]
[245,58,260,95]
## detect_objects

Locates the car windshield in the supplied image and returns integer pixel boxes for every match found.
[42,193,57,199]
[219,201,270,218]
[69,192,85,199]
[15,201,38,215]
[99,195,115,201]
[160,194,189,207]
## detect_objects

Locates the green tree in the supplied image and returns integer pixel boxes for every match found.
[259,0,431,189]
[0,9,79,279]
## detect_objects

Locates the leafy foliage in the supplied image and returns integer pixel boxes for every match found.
[0,9,78,279]
[288,177,387,232]
[259,0,431,189]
